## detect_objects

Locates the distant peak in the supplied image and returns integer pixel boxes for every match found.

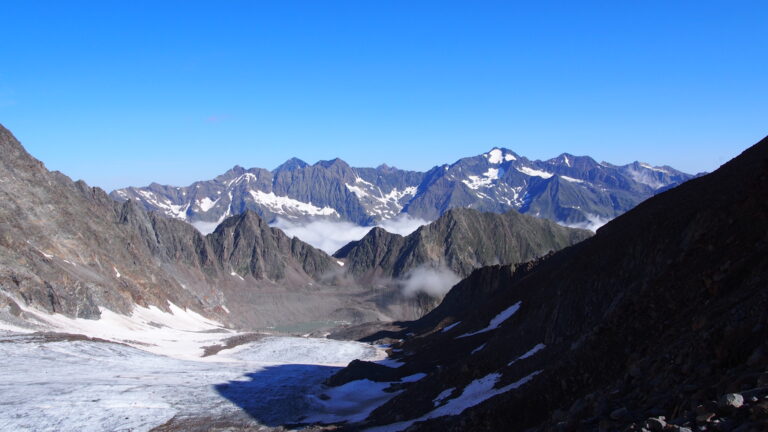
[226,165,247,175]
[274,157,309,172]
[483,148,517,164]
[315,158,349,168]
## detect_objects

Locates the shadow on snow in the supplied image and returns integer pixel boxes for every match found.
[214,363,342,427]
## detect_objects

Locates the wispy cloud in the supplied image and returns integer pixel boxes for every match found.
[399,265,461,298]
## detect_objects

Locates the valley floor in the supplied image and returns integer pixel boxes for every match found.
[0,306,396,432]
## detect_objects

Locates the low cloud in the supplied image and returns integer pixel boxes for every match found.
[561,213,611,233]
[191,221,223,235]
[272,219,371,254]
[272,214,429,255]
[400,265,461,298]
[377,214,428,236]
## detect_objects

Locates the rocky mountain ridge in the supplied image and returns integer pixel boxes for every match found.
[112,147,697,232]
[335,207,592,280]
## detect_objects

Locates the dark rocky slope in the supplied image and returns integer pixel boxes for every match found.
[335,207,591,279]
[326,135,768,432]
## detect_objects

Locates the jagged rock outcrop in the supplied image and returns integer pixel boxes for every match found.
[335,207,591,279]
[208,210,336,281]
[327,136,768,431]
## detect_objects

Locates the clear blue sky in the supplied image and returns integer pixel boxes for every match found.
[1,1,766,191]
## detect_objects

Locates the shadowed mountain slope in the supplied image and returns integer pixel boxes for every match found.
[328,135,768,431]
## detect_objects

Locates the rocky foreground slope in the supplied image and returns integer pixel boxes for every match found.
[324,136,768,431]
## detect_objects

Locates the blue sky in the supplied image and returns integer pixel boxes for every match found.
[1,1,766,191]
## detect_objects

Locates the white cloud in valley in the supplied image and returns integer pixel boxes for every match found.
[560,213,611,233]
[272,214,429,254]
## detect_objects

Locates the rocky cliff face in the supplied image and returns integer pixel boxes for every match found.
[327,136,768,431]
[112,148,696,231]
[335,207,591,280]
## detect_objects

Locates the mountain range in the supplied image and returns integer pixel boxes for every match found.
[111,148,698,234]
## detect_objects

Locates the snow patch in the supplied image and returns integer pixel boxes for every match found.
[305,379,399,424]
[249,190,338,217]
[9,301,226,361]
[433,388,455,406]
[486,149,503,164]
[400,373,427,383]
[462,168,500,190]
[196,197,219,212]
[137,190,190,220]
[367,371,542,432]
[560,175,584,183]
[508,343,546,366]
[441,321,461,333]
[113,266,121,278]
[345,183,369,199]
[639,162,669,173]
[377,358,406,368]
[457,301,521,338]
[516,166,553,179]
[471,343,486,355]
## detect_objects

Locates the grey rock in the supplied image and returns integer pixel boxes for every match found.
[719,393,745,410]
[644,417,667,431]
